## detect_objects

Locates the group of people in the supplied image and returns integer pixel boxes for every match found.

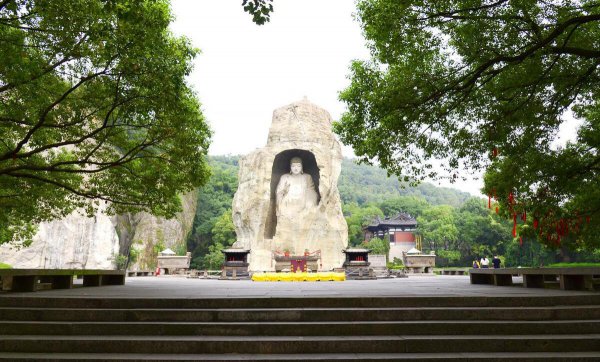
[473,255,501,269]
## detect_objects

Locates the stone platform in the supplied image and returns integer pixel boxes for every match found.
[0,274,596,298]
[1,275,598,361]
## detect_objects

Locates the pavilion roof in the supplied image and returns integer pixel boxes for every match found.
[343,248,371,253]
[221,248,251,254]
[365,212,417,230]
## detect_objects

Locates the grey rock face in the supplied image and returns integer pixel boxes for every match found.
[232,99,348,271]
[0,191,197,270]
[0,205,120,269]
[124,191,197,270]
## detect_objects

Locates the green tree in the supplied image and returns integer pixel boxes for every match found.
[454,198,512,263]
[0,0,211,246]
[364,237,390,260]
[202,242,225,270]
[242,0,274,25]
[187,156,238,267]
[335,0,600,248]
[436,250,461,267]
[378,196,429,219]
[343,202,384,246]
[211,209,236,247]
[504,235,556,268]
[417,205,458,252]
[199,207,237,270]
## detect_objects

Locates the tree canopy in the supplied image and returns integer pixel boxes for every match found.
[335,0,600,248]
[187,156,238,269]
[242,0,274,25]
[0,0,211,245]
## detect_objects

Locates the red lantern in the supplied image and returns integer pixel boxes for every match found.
[512,213,517,237]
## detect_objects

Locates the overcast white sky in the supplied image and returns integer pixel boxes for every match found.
[169,0,487,195]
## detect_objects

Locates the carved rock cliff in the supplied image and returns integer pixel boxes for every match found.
[232,99,348,271]
[0,191,197,270]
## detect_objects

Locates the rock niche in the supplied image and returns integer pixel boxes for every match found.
[232,99,348,271]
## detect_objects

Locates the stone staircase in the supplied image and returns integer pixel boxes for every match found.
[0,294,599,361]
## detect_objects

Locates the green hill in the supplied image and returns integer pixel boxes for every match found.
[201,155,473,208]
[339,159,473,207]
[186,155,475,267]
[186,155,596,269]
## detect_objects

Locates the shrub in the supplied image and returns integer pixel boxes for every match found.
[113,254,128,270]
[387,257,404,269]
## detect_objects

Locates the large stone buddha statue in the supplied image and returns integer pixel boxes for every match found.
[276,156,318,218]
[231,99,348,271]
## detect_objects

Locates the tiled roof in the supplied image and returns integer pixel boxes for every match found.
[343,248,371,253]
[366,212,417,229]
[221,248,250,253]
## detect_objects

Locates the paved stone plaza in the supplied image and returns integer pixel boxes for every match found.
[1,274,595,299]
[1,274,598,360]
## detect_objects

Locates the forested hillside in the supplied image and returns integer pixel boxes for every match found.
[186,156,596,269]
[338,159,471,207]
[187,156,238,269]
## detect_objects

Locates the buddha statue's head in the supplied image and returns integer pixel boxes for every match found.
[290,156,303,175]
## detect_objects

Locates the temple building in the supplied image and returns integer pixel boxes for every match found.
[364,213,417,261]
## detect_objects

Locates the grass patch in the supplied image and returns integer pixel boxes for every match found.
[0,263,12,269]
[547,262,600,268]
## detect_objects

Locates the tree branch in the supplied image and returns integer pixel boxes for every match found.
[5,171,151,207]
[0,66,113,161]
[419,0,509,21]
[0,0,13,11]
[0,55,75,94]
[438,14,600,101]
[548,46,600,58]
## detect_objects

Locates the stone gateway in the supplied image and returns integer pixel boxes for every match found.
[232,99,348,271]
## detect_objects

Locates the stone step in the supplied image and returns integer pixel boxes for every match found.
[1,320,600,336]
[1,305,599,322]
[2,351,600,361]
[1,295,599,309]
[1,334,599,354]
